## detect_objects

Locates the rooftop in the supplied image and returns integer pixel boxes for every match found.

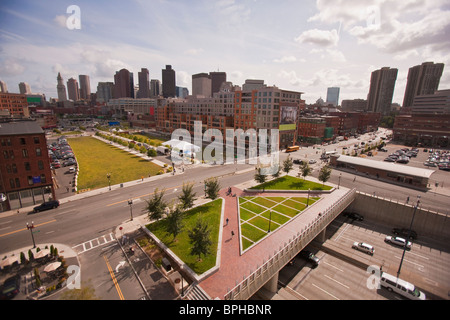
[0,120,44,136]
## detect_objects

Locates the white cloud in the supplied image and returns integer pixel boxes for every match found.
[184,48,204,56]
[0,58,25,76]
[54,15,67,28]
[273,56,297,63]
[295,29,339,47]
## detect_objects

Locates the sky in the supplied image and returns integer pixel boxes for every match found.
[0,0,449,105]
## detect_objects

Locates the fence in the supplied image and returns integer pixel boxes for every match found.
[224,188,357,300]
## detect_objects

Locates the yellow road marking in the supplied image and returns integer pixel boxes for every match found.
[0,219,57,238]
[103,255,125,300]
[107,184,183,207]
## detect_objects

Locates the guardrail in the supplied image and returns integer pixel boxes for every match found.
[223,188,357,300]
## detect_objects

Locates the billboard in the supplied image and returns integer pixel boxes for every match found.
[279,105,298,131]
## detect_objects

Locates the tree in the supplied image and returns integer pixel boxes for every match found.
[178,182,197,210]
[254,168,266,184]
[283,157,293,175]
[166,205,184,241]
[204,177,220,200]
[188,219,212,261]
[318,165,332,186]
[144,188,168,221]
[299,162,311,180]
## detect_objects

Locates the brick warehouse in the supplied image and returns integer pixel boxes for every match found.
[0,120,55,211]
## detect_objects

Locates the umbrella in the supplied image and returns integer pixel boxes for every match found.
[43,261,61,272]
[0,256,19,268]
[34,249,50,259]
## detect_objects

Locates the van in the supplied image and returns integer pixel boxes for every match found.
[286,145,300,153]
[379,272,426,300]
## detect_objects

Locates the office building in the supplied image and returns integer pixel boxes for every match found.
[96,82,114,103]
[367,67,398,114]
[411,89,450,115]
[162,65,176,98]
[341,99,367,112]
[56,72,67,102]
[150,79,161,97]
[137,68,150,98]
[0,80,8,93]
[19,82,32,95]
[210,72,227,96]
[79,75,91,101]
[192,73,212,97]
[0,93,29,117]
[326,87,340,106]
[114,69,134,99]
[403,62,444,108]
[67,78,80,101]
[0,120,55,211]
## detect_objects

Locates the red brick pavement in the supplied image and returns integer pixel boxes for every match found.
[198,186,350,300]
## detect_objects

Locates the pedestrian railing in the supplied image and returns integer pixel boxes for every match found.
[223,188,357,300]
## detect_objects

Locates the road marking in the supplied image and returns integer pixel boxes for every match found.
[394,255,425,269]
[323,261,344,272]
[312,283,340,300]
[0,219,57,238]
[103,255,125,300]
[334,223,351,241]
[324,275,349,289]
[72,233,115,254]
[107,184,182,207]
[407,251,429,260]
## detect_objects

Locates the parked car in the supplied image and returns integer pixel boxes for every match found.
[384,157,395,162]
[308,159,317,164]
[384,236,412,250]
[1,275,20,299]
[69,167,76,173]
[293,159,303,165]
[352,242,374,255]
[392,228,417,240]
[299,250,320,268]
[343,212,364,221]
[33,200,60,213]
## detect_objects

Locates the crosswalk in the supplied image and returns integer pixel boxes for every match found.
[72,233,116,254]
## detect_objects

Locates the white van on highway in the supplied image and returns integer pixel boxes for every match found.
[379,272,426,300]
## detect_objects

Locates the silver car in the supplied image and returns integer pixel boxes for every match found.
[352,242,374,255]
[385,236,412,249]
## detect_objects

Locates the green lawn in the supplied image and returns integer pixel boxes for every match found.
[146,199,222,275]
[239,195,319,251]
[250,175,332,191]
[68,137,161,190]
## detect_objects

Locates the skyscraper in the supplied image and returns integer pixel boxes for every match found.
[114,69,134,99]
[150,79,161,97]
[192,73,211,97]
[367,67,398,114]
[210,71,227,96]
[162,65,176,98]
[137,68,150,98]
[19,82,32,94]
[67,78,80,101]
[56,72,67,102]
[79,75,91,101]
[97,82,114,103]
[0,80,8,93]
[326,87,340,106]
[402,62,445,108]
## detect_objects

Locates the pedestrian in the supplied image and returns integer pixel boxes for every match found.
[226,218,229,225]
[231,231,235,238]
[406,196,409,204]
[227,186,232,196]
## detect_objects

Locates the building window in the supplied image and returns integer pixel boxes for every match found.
[3,150,8,159]
[10,179,15,189]
[28,176,33,185]
[20,138,26,145]
[38,160,44,170]
[41,174,46,183]
[12,164,17,173]
[22,149,28,158]
[24,162,31,171]
[34,137,40,144]
[36,148,42,156]
[15,178,20,188]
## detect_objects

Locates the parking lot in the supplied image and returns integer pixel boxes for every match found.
[274,213,450,300]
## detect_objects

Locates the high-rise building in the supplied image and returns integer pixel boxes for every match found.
[326,87,340,106]
[402,62,444,108]
[137,68,151,98]
[18,82,32,95]
[79,75,91,101]
[56,72,67,102]
[210,72,227,96]
[67,78,80,101]
[0,80,8,93]
[150,79,161,97]
[162,65,176,98]
[367,67,398,114]
[96,82,114,103]
[114,69,134,99]
[192,73,211,97]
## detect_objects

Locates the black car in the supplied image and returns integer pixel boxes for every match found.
[33,200,60,213]
[299,250,319,268]
[392,228,417,240]
[1,276,20,299]
[343,212,364,221]
[293,159,304,165]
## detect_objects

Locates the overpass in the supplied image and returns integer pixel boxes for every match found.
[195,184,357,300]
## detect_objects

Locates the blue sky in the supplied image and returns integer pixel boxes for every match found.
[1,0,449,104]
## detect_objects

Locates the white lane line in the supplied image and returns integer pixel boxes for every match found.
[323,261,344,272]
[324,275,349,289]
[312,283,340,300]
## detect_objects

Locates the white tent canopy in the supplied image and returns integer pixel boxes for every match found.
[163,139,201,154]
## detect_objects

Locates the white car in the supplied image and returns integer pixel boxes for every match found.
[352,242,374,255]
[385,236,412,249]
[308,159,317,164]
[69,167,76,173]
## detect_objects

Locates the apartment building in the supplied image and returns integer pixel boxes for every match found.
[0,92,29,118]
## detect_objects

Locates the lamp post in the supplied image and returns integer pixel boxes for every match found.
[128,199,133,221]
[338,173,342,189]
[397,195,420,278]
[307,188,310,207]
[107,173,111,191]
[27,222,36,248]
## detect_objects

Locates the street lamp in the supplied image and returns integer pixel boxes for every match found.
[27,222,36,248]
[338,173,342,189]
[128,199,133,221]
[107,173,111,190]
[397,195,420,278]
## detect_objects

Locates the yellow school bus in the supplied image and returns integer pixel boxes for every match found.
[286,145,300,152]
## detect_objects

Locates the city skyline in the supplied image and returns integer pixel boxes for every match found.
[0,0,449,104]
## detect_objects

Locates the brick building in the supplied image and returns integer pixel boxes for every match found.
[0,120,55,211]
[0,92,29,118]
